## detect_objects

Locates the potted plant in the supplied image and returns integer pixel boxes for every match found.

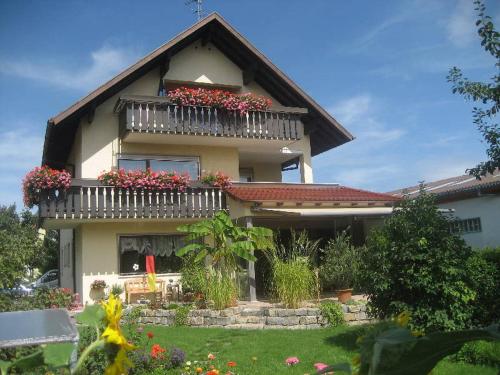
[319,231,359,303]
[89,279,107,301]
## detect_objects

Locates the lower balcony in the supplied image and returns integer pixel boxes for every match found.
[38,180,226,220]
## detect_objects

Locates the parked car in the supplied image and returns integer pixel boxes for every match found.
[0,283,33,296]
[31,269,59,289]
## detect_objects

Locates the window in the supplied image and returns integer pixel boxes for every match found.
[449,217,482,234]
[119,235,186,274]
[239,168,254,182]
[118,155,200,179]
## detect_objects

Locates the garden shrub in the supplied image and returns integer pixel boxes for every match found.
[319,231,360,291]
[205,271,237,310]
[271,257,315,308]
[357,191,477,332]
[0,287,75,312]
[465,251,499,326]
[180,255,206,296]
[77,326,108,374]
[319,301,345,327]
[110,283,124,297]
[452,340,500,368]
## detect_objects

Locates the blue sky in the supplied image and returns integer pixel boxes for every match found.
[0,0,498,208]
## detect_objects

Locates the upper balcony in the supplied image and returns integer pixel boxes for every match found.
[114,95,306,144]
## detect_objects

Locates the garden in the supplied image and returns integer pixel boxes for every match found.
[1,190,499,374]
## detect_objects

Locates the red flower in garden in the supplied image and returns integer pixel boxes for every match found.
[227,361,237,367]
[147,331,154,339]
[150,343,166,359]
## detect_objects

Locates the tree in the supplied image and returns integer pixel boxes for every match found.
[357,192,477,332]
[176,211,274,272]
[447,0,500,177]
[0,204,58,288]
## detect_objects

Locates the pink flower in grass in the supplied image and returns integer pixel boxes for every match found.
[314,363,330,372]
[285,357,300,366]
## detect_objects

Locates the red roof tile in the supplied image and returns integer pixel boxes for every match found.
[227,183,400,203]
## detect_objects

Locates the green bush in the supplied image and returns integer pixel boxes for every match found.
[0,287,74,312]
[357,191,477,332]
[271,257,315,308]
[319,301,345,327]
[465,252,499,326]
[110,283,124,297]
[205,271,237,310]
[77,326,108,374]
[179,256,206,295]
[319,231,360,290]
[452,340,500,368]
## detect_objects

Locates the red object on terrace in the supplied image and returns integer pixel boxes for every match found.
[226,183,400,203]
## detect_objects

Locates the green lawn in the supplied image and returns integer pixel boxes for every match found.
[142,325,497,374]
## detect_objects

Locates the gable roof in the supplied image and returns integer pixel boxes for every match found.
[389,169,500,202]
[42,12,353,167]
[227,183,400,204]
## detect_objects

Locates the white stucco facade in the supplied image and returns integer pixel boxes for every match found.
[438,195,500,248]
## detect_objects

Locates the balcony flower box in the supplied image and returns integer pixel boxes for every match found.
[23,166,72,208]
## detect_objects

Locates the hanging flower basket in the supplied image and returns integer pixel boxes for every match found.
[22,166,72,208]
[98,169,190,191]
[166,87,272,114]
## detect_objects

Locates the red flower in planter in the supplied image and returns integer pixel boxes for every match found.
[147,331,154,339]
[166,87,272,114]
[98,169,190,191]
[22,166,72,208]
[201,171,232,191]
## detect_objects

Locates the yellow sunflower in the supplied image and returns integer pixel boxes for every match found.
[101,294,135,374]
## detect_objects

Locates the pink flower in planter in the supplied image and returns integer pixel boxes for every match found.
[285,357,300,366]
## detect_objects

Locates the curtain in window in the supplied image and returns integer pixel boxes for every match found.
[119,235,186,257]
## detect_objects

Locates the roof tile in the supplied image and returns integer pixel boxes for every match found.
[227,183,400,203]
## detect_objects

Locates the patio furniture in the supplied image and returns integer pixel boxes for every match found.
[0,308,79,368]
[124,278,165,304]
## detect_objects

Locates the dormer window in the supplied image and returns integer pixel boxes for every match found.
[118,155,200,179]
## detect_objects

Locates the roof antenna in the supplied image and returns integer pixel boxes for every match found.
[185,0,206,21]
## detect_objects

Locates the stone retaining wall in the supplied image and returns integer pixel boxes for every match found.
[139,304,371,329]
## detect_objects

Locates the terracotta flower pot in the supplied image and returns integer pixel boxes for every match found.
[336,288,353,304]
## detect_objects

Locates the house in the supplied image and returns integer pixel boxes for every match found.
[38,13,399,303]
[390,169,500,249]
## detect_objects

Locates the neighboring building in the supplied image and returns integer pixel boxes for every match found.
[390,170,500,249]
[39,13,399,303]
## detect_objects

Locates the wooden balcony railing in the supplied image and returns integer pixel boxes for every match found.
[39,181,226,220]
[115,95,306,141]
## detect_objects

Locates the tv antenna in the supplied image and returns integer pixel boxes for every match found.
[185,0,206,21]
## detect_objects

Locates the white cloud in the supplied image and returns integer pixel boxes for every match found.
[331,94,373,123]
[446,0,477,48]
[0,128,44,208]
[0,45,140,91]
[329,94,405,144]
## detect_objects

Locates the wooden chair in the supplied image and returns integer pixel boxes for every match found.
[124,278,165,304]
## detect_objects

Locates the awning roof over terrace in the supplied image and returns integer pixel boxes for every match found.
[252,207,394,217]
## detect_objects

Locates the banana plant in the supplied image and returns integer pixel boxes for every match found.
[176,211,274,272]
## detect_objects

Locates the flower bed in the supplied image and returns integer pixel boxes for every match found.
[166,87,272,114]
[22,165,72,207]
[98,169,190,191]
